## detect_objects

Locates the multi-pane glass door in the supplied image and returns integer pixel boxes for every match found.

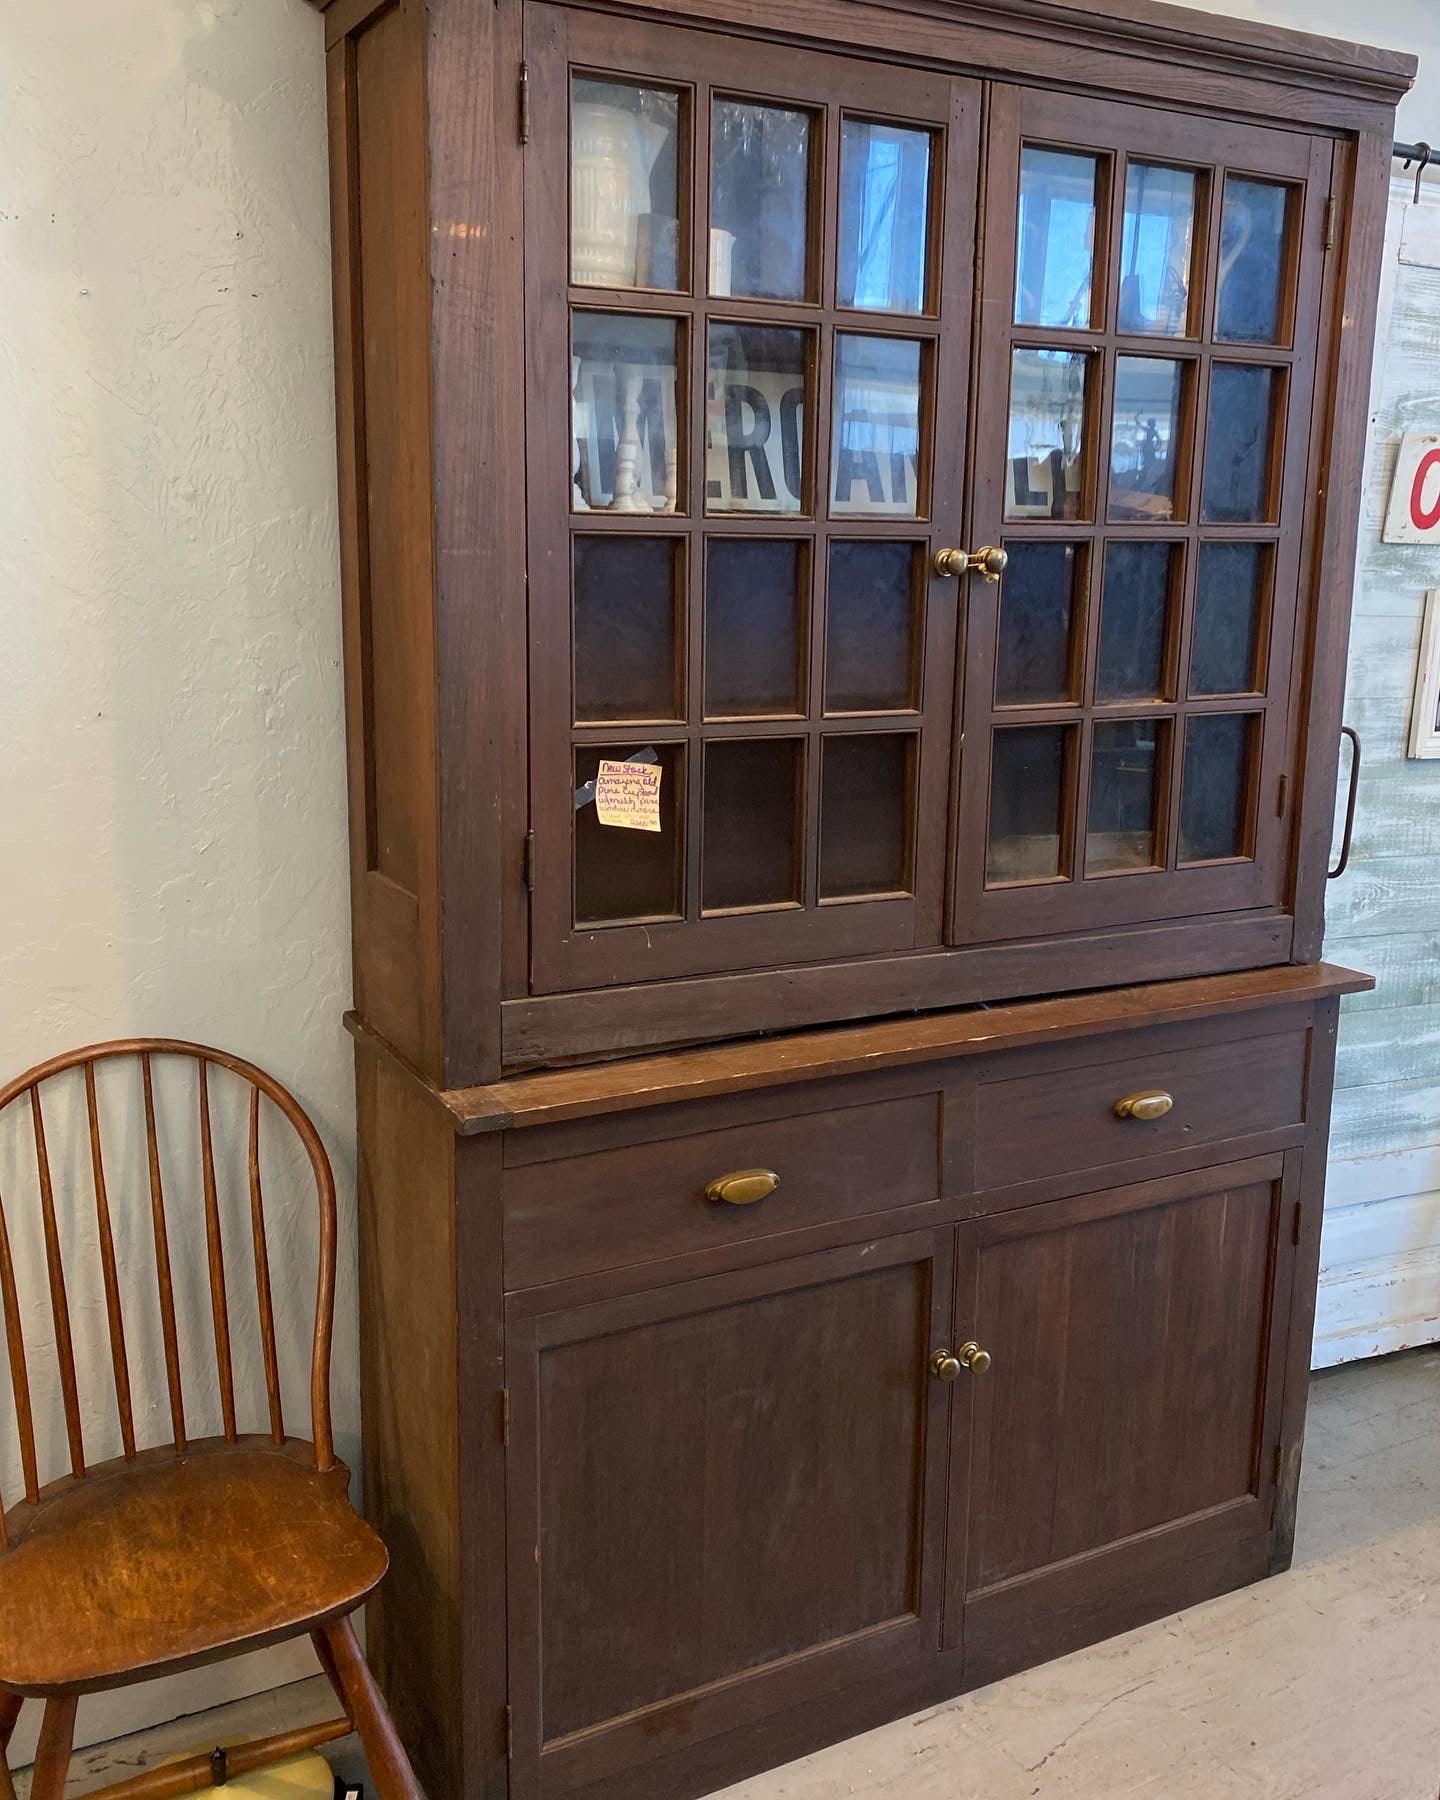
[952,89,1331,946]
[526,6,979,992]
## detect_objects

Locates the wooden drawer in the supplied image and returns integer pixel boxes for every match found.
[503,1089,941,1289]
[973,1028,1308,1191]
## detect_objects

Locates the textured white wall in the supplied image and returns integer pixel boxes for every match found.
[0,0,348,1758]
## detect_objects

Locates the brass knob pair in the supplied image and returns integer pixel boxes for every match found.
[930,1341,992,1381]
[933,545,1008,582]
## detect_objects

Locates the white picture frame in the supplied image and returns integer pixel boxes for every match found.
[1409,590,1440,760]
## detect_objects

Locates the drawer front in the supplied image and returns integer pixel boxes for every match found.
[504,1091,941,1290]
[973,1029,1307,1190]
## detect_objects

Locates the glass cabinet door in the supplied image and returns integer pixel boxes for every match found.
[953,88,1332,947]
[526,6,980,993]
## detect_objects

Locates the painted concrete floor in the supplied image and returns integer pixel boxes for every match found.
[17,1348,1440,1800]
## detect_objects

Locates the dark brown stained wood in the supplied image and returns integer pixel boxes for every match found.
[354,1046,468,1800]
[972,1027,1308,1189]
[0,1040,418,1800]
[347,964,1371,1133]
[427,0,526,1083]
[961,1161,1285,1604]
[328,0,441,1077]
[502,914,1298,1065]
[305,1,1401,1794]
[505,1232,954,1791]
[305,0,1417,119]
[1291,132,1394,960]
[504,1088,940,1289]
[1271,998,1341,1569]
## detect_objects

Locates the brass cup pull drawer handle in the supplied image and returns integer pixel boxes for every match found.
[705,1169,780,1207]
[930,1342,992,1381]
[1114,1090,1175,1122]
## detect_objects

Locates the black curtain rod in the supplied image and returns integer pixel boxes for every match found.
[1396,141,1434,164]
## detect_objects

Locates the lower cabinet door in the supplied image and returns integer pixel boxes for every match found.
[954,1154,1298,1683]
[506,1230,954,1796]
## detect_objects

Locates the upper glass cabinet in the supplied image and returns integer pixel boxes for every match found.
[955,86,1330,948]
[526,10,979,993]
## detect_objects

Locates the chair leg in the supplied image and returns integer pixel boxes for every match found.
[28,1696,77,1800]
[316,1619,422,1800]
[310,1629,351,1722]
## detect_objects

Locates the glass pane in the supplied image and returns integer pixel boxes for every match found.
[573,537,682,722]
[987,724,1072,885]
[705,540,804,717]
[1217,178,1291,344]
[706,324,807,515]
[1006,349,1092,521]
[575,743,683,924]
[826,542,919,712]
[1192,543,1267,696]
[1109,356,1186,522]
[1015,147,1100,329]
[572,312,680,514]
[1180,713,1255,863]
[995,542,1082,707]
[571,80,682,291]
[1086,719,1163,875]
[1096,541,1177,703]
[831,335,924,518]
[819,734,914,898]
[838,119,933,314]
[710,100,812,302]
[1201,365,1278,523]
[703,738,802,911]
[1119,164,1197,337]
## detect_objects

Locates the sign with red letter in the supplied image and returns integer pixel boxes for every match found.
[1384,432,1440,543]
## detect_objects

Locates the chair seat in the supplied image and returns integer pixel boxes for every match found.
[0,1438,388,1696]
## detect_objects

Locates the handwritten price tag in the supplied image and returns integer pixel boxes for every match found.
[594,759,663,832]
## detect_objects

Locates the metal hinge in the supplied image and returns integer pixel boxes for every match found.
[504,1705,514,1758]
[500,1388,511,1446]
[523,830,536,893]
[518,62,530,144]
[1276,773,1288,817]
[1323,196,1338,252]
[1292,1199,1303,1246]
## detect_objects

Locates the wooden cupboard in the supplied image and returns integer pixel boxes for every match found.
[303,0,1408,1792]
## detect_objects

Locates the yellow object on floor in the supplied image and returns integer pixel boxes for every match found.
[164,1752,334,1800]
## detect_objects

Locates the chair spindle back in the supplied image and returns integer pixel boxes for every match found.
[0,1039,338,1543]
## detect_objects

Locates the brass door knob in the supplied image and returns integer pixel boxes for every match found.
[931,1343,992,1381]
[933,545,1008,582]
[705,1168,780,1206]
[1113,1090,1175,1122]
[957,1340,992,1375]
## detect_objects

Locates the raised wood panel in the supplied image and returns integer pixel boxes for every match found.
[963,1166,1284,1596]
[506,1233,954,1794]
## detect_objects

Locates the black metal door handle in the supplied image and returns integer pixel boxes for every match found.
[1328,726,1361,880]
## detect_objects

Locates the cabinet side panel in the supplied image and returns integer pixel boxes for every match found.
[329,0,441,1071]
[356,1046,464,1797]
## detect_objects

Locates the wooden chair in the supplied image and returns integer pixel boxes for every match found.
[0,1040,423,1800]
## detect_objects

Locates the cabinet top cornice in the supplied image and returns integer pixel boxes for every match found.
[304,0,1415,114]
